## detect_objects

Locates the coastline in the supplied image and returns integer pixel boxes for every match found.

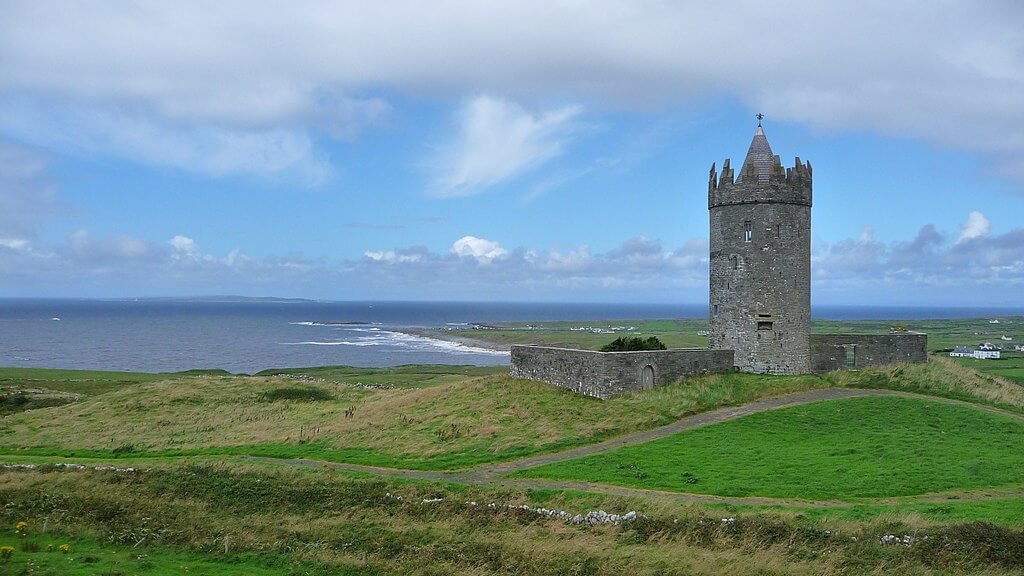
[390,327,511,353]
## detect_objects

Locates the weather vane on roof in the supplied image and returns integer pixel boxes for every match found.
[756,113,764,126]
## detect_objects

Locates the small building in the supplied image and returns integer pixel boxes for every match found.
[951,346,1001,360]
[979,342,999,351]
[1015,344,1024,352]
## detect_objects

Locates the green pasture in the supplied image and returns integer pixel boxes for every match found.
[515,395,1024,499]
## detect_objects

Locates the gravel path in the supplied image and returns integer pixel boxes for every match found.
[243,387,1024,507]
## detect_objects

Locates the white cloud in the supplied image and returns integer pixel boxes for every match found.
[956,210,991,243]
[3,220,1024,303]
[2,2,1024,183]
[170,235,200,255]
[363,249,423,263]
[812,212,1024,302]
[0,238,30,250]
[452,235,509,263]
[0,100,332,184]
[64,229,151,260]
[431,95,581,196]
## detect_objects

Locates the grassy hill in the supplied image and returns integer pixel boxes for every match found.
[2,358,1023,470]
[2,358,1024,574]
[0,366,830,469]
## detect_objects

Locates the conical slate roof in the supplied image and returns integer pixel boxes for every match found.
[738,125,774,183]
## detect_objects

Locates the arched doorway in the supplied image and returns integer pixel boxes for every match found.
[641,365,655,390]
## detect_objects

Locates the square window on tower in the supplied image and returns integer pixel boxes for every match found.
[744,221,753,242]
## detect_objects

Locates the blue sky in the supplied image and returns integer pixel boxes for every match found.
[1,1,1023,305]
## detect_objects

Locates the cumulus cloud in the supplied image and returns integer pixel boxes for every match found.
[956,211,991,243]
[3,214,1024,303]
[431,96,581,196]
[452,235,509,263]
[813,213,1024,302]
[363,247,425,263]
[5,2,1021,184]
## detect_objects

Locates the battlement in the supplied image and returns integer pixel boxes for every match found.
[708,156,812,208]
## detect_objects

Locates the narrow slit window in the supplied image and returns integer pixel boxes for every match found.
[713,304,719,315]
[730,255,738,270]
[744,221,753,243]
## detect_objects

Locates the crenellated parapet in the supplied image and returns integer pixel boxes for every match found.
[708,156,812,208]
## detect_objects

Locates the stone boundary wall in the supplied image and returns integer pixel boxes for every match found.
[510,345,735,400]
[809,333,928,372]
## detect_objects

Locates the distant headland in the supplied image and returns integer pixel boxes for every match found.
[108,295,317,304]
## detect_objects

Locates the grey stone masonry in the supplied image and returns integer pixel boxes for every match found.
[510,345,735,400]
[809,334,928,372]
[708,127,812,374]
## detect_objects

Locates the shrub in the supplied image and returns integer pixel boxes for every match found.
[600,336,667,352]
[261,387,335,402]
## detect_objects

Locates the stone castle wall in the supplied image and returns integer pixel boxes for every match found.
[809,333,928,372]
[708,157,812,375]
[510,345,734,400]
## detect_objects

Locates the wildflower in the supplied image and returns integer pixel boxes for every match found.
[14,521,28,537]
[59,544,72,553]
[0,546,13,561]
[45,544,53,552]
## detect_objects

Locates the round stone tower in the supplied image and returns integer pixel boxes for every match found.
[707,123,812,374]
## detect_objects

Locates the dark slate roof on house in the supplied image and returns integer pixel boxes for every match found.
[738,125,775,183]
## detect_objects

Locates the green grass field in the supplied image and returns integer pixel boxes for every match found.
[952,352,1024,384]
[0,533,297,576]
[2,464,1022,575]
[452,316,1024,355]
[1,358,1023,472]
[516,395,1024,499]
[3,350,1024,574]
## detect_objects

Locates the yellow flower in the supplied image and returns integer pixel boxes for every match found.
[14,521,27,537]
[0,546,14,561]
[58,543,71,554]
[45,544,53,552]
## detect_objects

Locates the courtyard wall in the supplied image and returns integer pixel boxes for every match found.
[809,333,928,372]
[510,345,734,400]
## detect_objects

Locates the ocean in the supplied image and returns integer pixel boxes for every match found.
[2,299,1022,373]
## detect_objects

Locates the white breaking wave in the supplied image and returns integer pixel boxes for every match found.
[288,321,371,327]
[279,329,508,356]
[279,341,358,346]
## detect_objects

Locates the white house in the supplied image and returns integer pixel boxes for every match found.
[1015,344,1024,352]
[950,346,1001,360]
